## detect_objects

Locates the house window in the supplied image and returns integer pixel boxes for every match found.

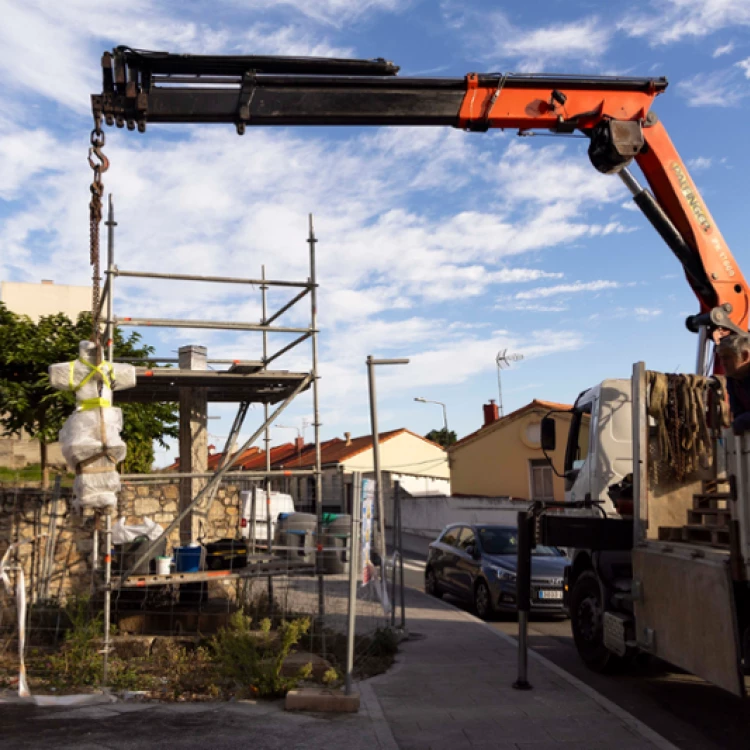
[529,459,554,501]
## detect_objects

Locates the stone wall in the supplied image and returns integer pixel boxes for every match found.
[0,480,247,602]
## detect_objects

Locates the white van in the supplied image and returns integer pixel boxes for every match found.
[239,489,295,544]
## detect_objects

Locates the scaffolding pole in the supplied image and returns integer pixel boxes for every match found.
[309,214,325,648]
[261,265,274,609]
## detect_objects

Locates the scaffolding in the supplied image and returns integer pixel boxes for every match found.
[92,195,324,671]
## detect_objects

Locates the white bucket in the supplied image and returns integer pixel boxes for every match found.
[156,556,172,576]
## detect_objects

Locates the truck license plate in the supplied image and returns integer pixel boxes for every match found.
[539,590,562,600]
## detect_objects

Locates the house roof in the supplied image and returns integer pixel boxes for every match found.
[165,428,445,473]
[450,399,572,452]
[279,429,406,469]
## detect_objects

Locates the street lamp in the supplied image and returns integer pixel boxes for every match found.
[414,397,449,442]
[366,355,410,573]
[496,349,524,417]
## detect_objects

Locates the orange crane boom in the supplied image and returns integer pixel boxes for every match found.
[92,47,750,361]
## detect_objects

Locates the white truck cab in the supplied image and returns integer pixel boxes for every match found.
[563,379,633,513]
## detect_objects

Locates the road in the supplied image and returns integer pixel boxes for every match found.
[396,555,750,750]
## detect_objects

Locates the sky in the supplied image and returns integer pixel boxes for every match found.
[2,0,750,466]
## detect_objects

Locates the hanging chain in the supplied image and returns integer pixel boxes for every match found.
[88,115,109,358]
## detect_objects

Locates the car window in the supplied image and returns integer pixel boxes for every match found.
[477,526,563,557]
[440,526,459,547]
[457,527,476,551]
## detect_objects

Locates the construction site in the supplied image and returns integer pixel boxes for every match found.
[3,26,750,750]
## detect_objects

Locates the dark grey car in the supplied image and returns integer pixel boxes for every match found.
[424,524,568,619]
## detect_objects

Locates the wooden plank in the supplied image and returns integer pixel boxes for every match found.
[687,509,731,527]
[117,559,314,589]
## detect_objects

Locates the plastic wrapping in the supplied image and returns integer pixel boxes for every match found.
[59,409,126,467]
[112,517,163,544]
[49,343,136,511]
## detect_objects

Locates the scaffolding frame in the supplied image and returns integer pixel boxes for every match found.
[92,196,324,653]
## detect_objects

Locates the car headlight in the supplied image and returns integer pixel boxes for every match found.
[490,567,516,581]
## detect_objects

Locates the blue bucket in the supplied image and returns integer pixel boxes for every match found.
[174,546,203,573]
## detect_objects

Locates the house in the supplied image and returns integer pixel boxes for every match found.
[200,429,450,513]
[448,399,586,503]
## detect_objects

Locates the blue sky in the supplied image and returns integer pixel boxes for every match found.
[2,0,750,465]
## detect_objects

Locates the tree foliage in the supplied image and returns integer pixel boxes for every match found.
[425,427,457,448]
[0,302,177,477]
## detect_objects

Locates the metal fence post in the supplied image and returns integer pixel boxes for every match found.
[397,481,406,630]
[390,481,399,627]
[345,473,362,695]
[102,511,112,686]
[513,510,533,690]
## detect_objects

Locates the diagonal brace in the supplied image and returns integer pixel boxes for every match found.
[117,374,312,584]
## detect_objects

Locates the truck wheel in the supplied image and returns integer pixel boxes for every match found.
[570,570,618,673]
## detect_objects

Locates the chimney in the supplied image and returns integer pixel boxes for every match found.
[344,431,352,446]
[41,280,54,285]
[295,436,304,451]
[483,399,500,427]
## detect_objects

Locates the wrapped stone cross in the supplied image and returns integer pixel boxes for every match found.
[49,341,136,510]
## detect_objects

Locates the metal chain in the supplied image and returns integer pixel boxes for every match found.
[88,116,109,357]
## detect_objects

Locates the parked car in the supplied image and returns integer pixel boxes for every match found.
[424,523,568,619]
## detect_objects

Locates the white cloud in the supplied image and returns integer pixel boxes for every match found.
[677,68,749,107]
[634,307,663,319]
[249,0,406,28]
[243,23,354,57]
[738,57,750,78]
[621,0,750,45]
[515,281,620,300]
[687,156,713,170]
[714,42,735,57]
[458,11,611,70]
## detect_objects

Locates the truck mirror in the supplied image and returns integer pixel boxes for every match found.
[541,417,556,452]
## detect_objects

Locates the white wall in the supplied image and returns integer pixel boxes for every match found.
[390,495,530,539]
[1,281,91,322]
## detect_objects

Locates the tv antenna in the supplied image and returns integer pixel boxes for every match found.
[496,349,524,417]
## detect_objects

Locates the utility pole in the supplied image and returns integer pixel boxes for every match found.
[366,356,410,570]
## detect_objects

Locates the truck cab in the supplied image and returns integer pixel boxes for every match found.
[563,379,632,513]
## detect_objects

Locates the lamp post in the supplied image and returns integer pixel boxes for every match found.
[496,349,524,417]
[366,356,410,571]
[414,397,449,443]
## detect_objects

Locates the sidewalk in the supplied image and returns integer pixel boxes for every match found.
[0,588,676,750]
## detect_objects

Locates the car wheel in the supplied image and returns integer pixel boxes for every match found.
[570,570,619,672]
[425,567,442,598]
[474,580,494,620]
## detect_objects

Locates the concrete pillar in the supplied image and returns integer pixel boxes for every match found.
[178,345,208,545]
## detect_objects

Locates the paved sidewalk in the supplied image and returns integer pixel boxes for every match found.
[368,588,676,750]
[0,588,676,750]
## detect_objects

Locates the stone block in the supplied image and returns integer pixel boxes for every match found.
[136,486,150,498]
[285,688,359,713]
[225,506,238,516]
[164,484,179,499]
[134,498,162,516]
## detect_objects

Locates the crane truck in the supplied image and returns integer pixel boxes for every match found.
[91,47,750,696]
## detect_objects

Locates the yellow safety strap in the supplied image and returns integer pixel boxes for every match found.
[79,397,112,411]
[69,359,114,392]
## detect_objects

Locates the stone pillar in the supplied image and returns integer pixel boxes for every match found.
[178,345,208,545]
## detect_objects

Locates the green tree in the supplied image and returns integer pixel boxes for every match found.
[0,302,177,485]
[425,427,457,448]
